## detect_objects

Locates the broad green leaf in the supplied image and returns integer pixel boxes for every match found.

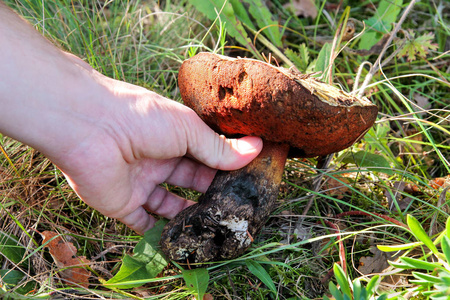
[0,232,28,267]
[359,0,403,50]
[242,0,282,47]
[407,215,439,255]
[441,236,450,264]
[314,42,332,79]
[359,288,368,300]
[245,259,277,295]
[340,151,392,174]
[105,219,168,289]
[229,0,255,31]
[377,241,423,252]
[366,275,380,297]
[182,268,210,300]
[333,264,352,297]
[329,282,344,300]
[0,269,25,286]
[376,294,388,300]
[187,0,254,55]
[400,257,442,271]
[375,122,391,139]
[0,269,36,295]
[353,278,362,300]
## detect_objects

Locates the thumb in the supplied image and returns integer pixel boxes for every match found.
[184,111,263,170]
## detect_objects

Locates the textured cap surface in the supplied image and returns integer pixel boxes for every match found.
[179,52,378,157]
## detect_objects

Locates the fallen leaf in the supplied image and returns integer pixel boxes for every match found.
[203,294,214,300]
[40,231,91,288]
[323,174,350,199]
[412,93,431,117]
[430,175,450,189]
[283,0,317,19]
[358,246,391,274]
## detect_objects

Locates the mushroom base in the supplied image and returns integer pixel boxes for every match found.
[160,142,289,265]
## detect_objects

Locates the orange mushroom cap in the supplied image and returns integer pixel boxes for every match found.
[179,52,378,157]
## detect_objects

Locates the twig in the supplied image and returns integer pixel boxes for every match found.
[357,0,419,97]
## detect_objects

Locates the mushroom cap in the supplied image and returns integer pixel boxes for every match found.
[179,52,378,157]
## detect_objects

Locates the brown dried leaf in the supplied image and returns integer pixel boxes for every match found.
[358,247,391,274]
[203,294,214,300]
[283,0,317,19]
[323,175,350,199]
[430,175,450,190]
[41,231,91,288]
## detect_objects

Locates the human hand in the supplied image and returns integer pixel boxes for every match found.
[0,5,262,234]
[53,78,262,234]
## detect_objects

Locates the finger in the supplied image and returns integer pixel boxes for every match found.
[143,185,195,219]
[118,207,157,235]
[164,157,216,193]
[183,110,263,170]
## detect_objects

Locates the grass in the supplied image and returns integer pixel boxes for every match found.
[0,0,449,299]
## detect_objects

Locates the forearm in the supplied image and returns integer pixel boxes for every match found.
[0,3,113,161]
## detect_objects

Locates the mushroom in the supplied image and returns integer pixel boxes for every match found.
[160,52,378,264]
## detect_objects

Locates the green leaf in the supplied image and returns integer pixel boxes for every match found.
[229,0,255,31]
[400,257,442,271]
[315,42,332,79]
[329,281,344,300]
[187,0,254,55]
[407,215,439,255]
[376,294,388,300]
[366,275,380,297]
[182,268,210,300]
[245,259,277,295]
[397,31,438,61]
[105,219,168,289]
[441,236,450,264]
[359,0,403,50]
[242,0,282,47]
[0,232,28,267]
[340,151,392,174]
[0,269,36,295]
[412,272,441,284]
[333,264,352,297]
[285,44,310,73]
[353,278,362,300]
[0,269,25,286]
[377,241,423,252]
[446,216,450,239]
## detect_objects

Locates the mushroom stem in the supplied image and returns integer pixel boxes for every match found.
[160,141,289,264]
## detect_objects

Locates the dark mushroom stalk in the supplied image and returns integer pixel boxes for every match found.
[160,141,289,263]
[160,52,378,264]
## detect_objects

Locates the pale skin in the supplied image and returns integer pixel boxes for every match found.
[0,3,262,234]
